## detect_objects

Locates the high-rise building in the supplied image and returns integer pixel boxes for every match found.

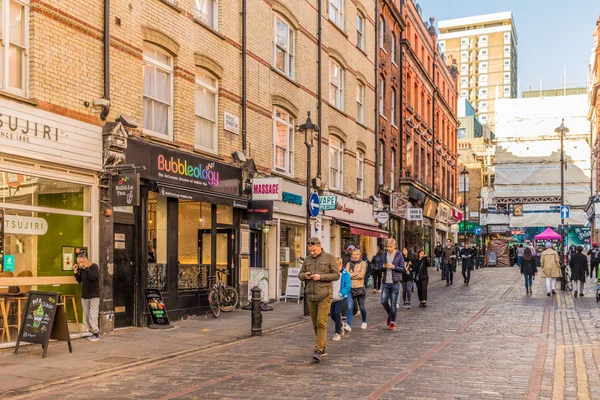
[438,12,518,130]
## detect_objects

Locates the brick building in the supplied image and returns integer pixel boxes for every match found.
[588,16,600,243]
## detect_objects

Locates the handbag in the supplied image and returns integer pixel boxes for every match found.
[351,287,365,297]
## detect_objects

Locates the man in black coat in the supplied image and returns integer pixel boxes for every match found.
[434,242,443,271]
[569,245,588,297]
[460,245,476,285]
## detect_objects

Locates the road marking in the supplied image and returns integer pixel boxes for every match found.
[525,338,548,400]
[575,347,591,400]
[541,306,550,335]
[552,346,565,400]
[499,275,521,300]
[457,304,491,333]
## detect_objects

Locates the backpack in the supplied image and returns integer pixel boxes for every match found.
[592,249,600,265]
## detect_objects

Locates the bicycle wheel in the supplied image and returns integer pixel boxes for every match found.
[209,290,221,318]
[220,287,239,312]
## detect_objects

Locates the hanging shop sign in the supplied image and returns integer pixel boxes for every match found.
[319,195,337,211]
[112,173,140,207]
[282,192,302,205]
[451,208,463,221]
[407,207,423,221]
[252,178,282,201]
[245,200,274,222]
[4,215,48,235]
[273,180,306,218]
[375,212,390,224]
[436,203,451,224]
[423,197,438,219]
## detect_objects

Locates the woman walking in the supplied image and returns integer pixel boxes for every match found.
[541,242,561,296]
[345,248,368,331]
[331,257,351,341]
[414,249,430,307]
[371,249,383,294]
[401,248,414,309]
[520,247,537,295]
[569,245,588,297]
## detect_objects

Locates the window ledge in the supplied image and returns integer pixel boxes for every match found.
[193,146,223,160]
[141,130,176,146]
[327,103,347,118]
[270,170,294,180]
[380,114,387,120]
[0,91,38,107]
[392,61,398,69]
[270,67,300,87]
[380,47,387,55]
[356,46,367,57]
[156,0,182,13]
[193,18,225,40]
[356,121,368,129]
[391,124,399,130]
[328,20,348,38]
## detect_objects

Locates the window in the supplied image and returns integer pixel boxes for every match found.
[460,89,468,97]
[195,68,218,152]
[379,16,385,49]
[143,43,173,137]
[0,0,28,95]
[379,78,385,116]
[504,46,510,53]
[478,75,487,83]
[504,86,510,92]
[356,82,365,124]
[273,108,295,175]
[356,13,365,50]
[329,0,344,29]
[391,88,396,126]
[391,32,396,63]
[329,136,344,190]
[356,151,365,197]
[329,60,344,110]
[390,150,395,191]
[504,72,510,79]
[274,15,295,78]
[439,40,445,48]
[378,141,384,185]
[195,0,218,30]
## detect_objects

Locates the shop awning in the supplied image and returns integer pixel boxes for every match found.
[158,184,248,209]
[335,219,389,239]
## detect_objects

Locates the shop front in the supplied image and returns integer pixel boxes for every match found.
[436,202,452,245]
[123,139,246,324]
[0,98,102,344]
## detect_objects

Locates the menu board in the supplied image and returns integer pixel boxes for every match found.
[15,291,73,358]
[144,288,171,327]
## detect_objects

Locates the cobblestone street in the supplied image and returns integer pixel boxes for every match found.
[3,266,600,399]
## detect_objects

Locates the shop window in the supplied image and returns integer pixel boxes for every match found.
[273,107,295,175]
[195,0,218,30]
[329,59,344,110]
[279,222,305,295]
[329,0,344,30]
[356,150,365,197]
[273,14,295,78]
[329,136,344,191]
[143,42,173,138]
[0,0,28,96]
[195,68,218,153]
[147,191,167,291]
[178,200,208,291]
[217,204,233,225]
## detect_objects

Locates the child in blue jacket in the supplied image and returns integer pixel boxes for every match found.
[331,257,351,341]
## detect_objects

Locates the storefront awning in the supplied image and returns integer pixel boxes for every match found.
[158,184,248,209]
[335,219,389,239]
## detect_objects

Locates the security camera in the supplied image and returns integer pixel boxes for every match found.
[93,98,111,108]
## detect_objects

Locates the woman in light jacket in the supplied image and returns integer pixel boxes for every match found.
[345,249,368,331]
[541,242,561,296]
[330,257,351,341]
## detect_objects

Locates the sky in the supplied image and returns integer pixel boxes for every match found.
[419,0,599,94]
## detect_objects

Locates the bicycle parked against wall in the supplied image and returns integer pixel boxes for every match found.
[208,268,239,318]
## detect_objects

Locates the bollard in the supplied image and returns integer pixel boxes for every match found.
[251,286,263,336]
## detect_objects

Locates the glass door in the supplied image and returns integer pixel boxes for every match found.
[198,230,234,286]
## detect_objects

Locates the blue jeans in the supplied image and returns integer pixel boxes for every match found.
[444,263,454,284]
[347,291,367,326]
[435,257,441,271]
[524,273,533,291]
[330,300,343,334]
[517,256,523,267]
[381,283,400,323]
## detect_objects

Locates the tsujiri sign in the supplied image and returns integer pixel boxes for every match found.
[324,194,375,226]
[0,98,103,171]
[251,178,282,201]
[4,215,48,235]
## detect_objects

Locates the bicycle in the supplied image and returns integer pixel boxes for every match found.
[207,268,239,318]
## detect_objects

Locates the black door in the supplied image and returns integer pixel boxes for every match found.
[198,229,235,286]
[114,224,135,328]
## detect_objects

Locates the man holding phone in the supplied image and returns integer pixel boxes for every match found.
[298,237,339,362]
[378,238,406,330]
[74,253,100,341]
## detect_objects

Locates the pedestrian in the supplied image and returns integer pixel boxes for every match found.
[441,239,456,286]
[434,242,443,271]
[517,244,524,268]
[330,257,351,341]
[570,245,588,298]
[345,248,368,331]
[73,253,101,341]
[298,237,340,362]
[341,245,355,268]
[414,249,430,308]
[541,241,561,296]
[509,245,516,267]
[378,238,406,330]
[521,247,537,295]
[460,244,475,285]
[371,249,383,294]
[400,248,414,309]
[587,242,599,281]
[362,252,371,288]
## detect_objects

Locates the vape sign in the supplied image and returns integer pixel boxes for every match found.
[112,173,140,206]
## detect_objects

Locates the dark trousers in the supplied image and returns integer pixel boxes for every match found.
[590,263,598,279]
[347,292,367,326]
[401,280,412,303]
[372,271,382,290]
[329,300,343,334]
[444,263,454,284]
[416,278,428,302]
[523,273,533,290]
[462,260,472,283]
[381,283,400,323]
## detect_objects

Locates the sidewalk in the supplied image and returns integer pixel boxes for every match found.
[0,301,307,396]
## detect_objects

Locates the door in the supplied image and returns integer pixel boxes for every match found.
[114,224,136,328]
[198,229,234,286]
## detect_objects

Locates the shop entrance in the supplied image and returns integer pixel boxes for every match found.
[198,229,235,286]
[113,224,136,328]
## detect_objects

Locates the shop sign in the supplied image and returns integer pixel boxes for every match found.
[0,98,103,171]
[282,192,302,205]
[488,225,511,236]
[144,289,171,326]
[245,200,273,222]
[407,207,423,221]
[392,195,409,219]
[436,203,451,224]
[252,178,282,200]
[423,197,437,219]
[223,112,239,135]
[4,255,14,272]
[452,208,463,221]
[375,212,390,224]
[4,215,48,235]
[112,173,140,206]
[319,195,337,211]
[324,194,375,226]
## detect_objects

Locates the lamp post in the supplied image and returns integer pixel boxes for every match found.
[555,119,569,289]
[476,194,482,247]
[299,112,319,316]
[460,166,469,247]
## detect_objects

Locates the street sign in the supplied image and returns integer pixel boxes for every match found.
[407,207,423,221]
[319,195,337,211]
[560,206,570,219]
[474,227,482,235]
[308,192,320,217]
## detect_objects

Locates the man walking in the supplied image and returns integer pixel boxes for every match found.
[298,237,339,362]
[434,242,443,271]
[460,244,476,285]
[378,238,406,330]
[442,239,456,286]
[73,253,100,341]
[588,242,599,280]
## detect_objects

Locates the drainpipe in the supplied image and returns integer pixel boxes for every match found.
[101,0,111,120]
[374,1,379,195]
[432,57,436,193]
[242,0,247,152]
[317,0,322,182]
[399,26,404,177]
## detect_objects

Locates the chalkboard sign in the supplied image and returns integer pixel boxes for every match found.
[284,268,301,303]
[14,291,73,358]
[144,288,171,328]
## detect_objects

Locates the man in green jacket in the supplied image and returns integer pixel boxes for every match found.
[298,237,340,362]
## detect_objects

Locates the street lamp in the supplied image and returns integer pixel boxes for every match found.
[476,194,482,247]
[555,119,569,288]
[299,112,319,316]
[460,166,469,247]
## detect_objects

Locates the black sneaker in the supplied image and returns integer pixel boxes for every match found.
[551,290,556,295]
[312,351,321,362]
